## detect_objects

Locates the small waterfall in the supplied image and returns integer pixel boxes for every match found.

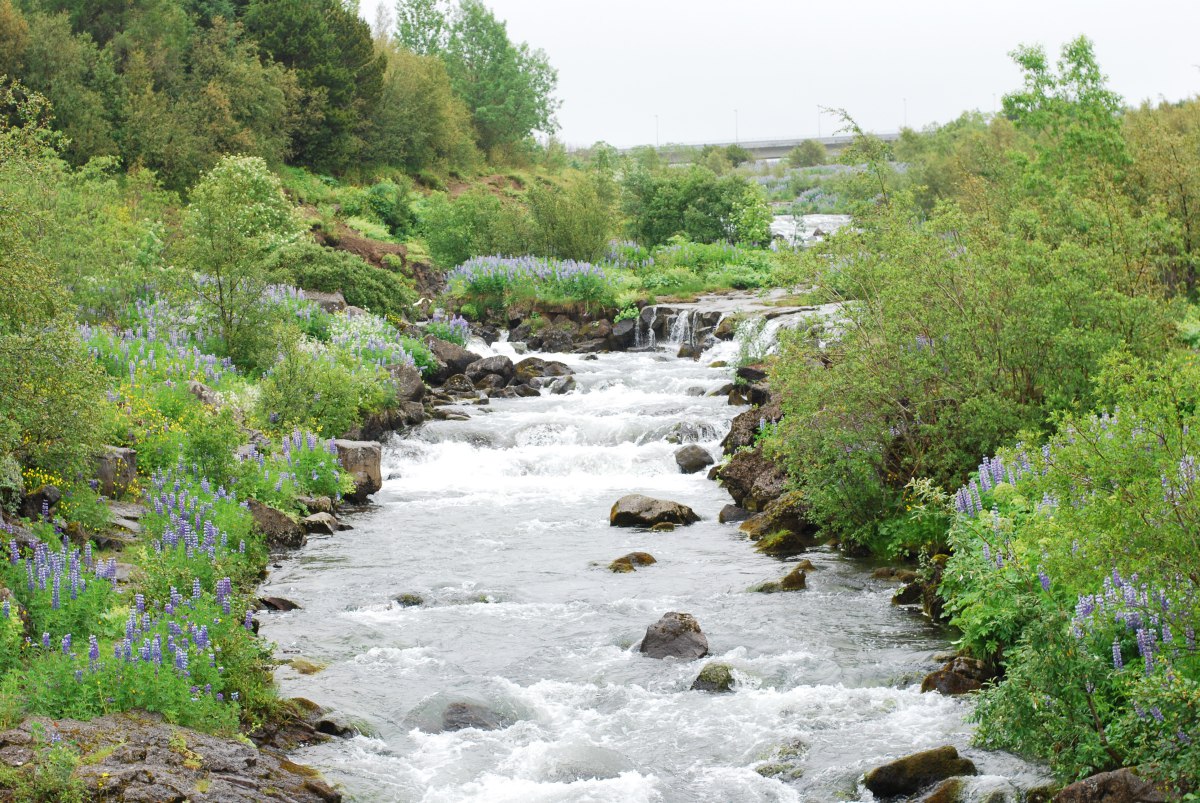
[635,306,659,349]
[666,310,694,348]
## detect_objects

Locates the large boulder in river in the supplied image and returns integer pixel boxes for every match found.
[441,702,505,732]
[640,612,709,660]
[690,662,735,693]
[675,445,714,474]
[1053,768,1166,803]
[465,355,514,383]
[334,439,382,502]
[94,445,137,497]
[714,446,787,510]
[610,317,638,348]
[425,337,482,380]
[610,494,699,528]
[609,551,657,573]
[863,745,976,797]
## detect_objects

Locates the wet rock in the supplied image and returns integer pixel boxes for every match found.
[441,702,505,732]
[714,447,786,510]
[920,778,967,803]
[609,495,699,528]
[718,504,751,524]
[708,382,734,397]
[721,399,781,453]
[862,745,977,797]
[872,566,897,579]
[548,376,576,395]
[611,317,637,348]
[736,365,769,384]
[465,355,515,383]
[474,374,508,393]
[779,566,807,590]
[389,363,426,402]
[677,343,703,360]
[540,328,575,353]
[1054,769,1166,803]
[639,612,709,660]
[259,596,302,612]
[394,593,424,607]
[921,669,982,696]
[298,495,335,514]
[665,422,706,444]
[893,582,923,605]
[609,552,657,572]
[542,360,573,377]
[20,484,61,520]
[425,337,482,378]
[739,491,816,546]
[0,713,340,803]
[443,373,477,395]
[315,712,358,738]
[334,440,382,503]
[301,512,339,535]
[248,499,306,550]
[691,662,735,693]
[649,522,675,532]
[714,316,738,340]
[675,444,714,474]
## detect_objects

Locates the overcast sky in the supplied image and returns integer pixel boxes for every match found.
[359,0,1200,149]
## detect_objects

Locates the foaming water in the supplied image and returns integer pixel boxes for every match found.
[259,345,1046,801]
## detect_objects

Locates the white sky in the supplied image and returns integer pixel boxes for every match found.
[359,0,1200,148]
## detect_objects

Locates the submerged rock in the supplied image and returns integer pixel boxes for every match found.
[639,612,709,660]
[440,702,505,732]
[779,566,807,590]
[862,745,977,797]
[259,596,302,612]
[609,552,657,572]
[609,494,699,528]
[690,662,735,693]
[674,444,714,474]
[301,512,340,535]
[394,592,424,607]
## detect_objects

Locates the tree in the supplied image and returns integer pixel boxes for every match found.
[176,155,305,366]
[787,138,827,167]
[442,0,558,153]
[394,0,446,55]
[621,166,769,246]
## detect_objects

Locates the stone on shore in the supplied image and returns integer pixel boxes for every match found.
[333,440,382,502]
[247,499,306,550]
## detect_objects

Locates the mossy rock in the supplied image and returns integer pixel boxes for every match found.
[287,658,326,676]
[395,593,424,607]
[649,522,675,532]
[690,662,735,693]
[754,529,810,556]
[609,552,657,572]
[779,566,806,590]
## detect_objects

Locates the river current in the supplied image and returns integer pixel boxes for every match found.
[259,327,1043,801]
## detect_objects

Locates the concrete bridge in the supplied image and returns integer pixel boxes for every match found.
[635,132,902,164]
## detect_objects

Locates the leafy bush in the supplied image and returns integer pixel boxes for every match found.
[267,241,416,317]
[418,189,533,269]
[256,340,363,438]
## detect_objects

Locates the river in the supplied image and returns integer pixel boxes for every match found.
[258,320,1044,801]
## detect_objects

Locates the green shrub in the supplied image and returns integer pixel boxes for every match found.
[267,241,416,317]
[256,341,362,438]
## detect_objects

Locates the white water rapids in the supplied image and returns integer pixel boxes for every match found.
[258,323,1045,801]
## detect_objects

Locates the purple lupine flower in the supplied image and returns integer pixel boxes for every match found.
[41,632,50,649]
[1113,639,1124,670]
[88,635,100,667]
[243,609,254,631]
[1037,568,1051,592]
[61,634,71,654]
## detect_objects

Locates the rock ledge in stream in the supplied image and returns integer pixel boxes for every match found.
[1053,768,1167,803]
[863,745,977,797]
[639,612,709,660]
[609,495,699,528]
[0,712,341,802]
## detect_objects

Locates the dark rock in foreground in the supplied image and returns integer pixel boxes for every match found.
[921,657,994,697]
[247,499,306,550]
[609,494,699,528]
[0,713,340,802]
[863,745,977,797]
[640,612,709,660]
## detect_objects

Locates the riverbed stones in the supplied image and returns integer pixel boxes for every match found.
[779,566,807,590]
[718,504,751,524]
[259,596,302,612]
[443,373,476,394]
[425,337,482,379]
[333,439,382,502]
[465,355,514,383]
[609,551,657,572]
[690,662,735,692]
[715,447,787,510]
[921,657,994,697]
[548,375,576,394]
[639,612,709,660]
[609,494,699,528]
[0,713,341,803]
[674,444,714,474]
[394,592,424,607]
[862,745,977,797]
[1053,768,1166,803]
[248,499,306,550]
[389,363,425,402]
[722,398,783,453]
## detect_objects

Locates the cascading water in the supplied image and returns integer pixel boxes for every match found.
[259,329,1046,802]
